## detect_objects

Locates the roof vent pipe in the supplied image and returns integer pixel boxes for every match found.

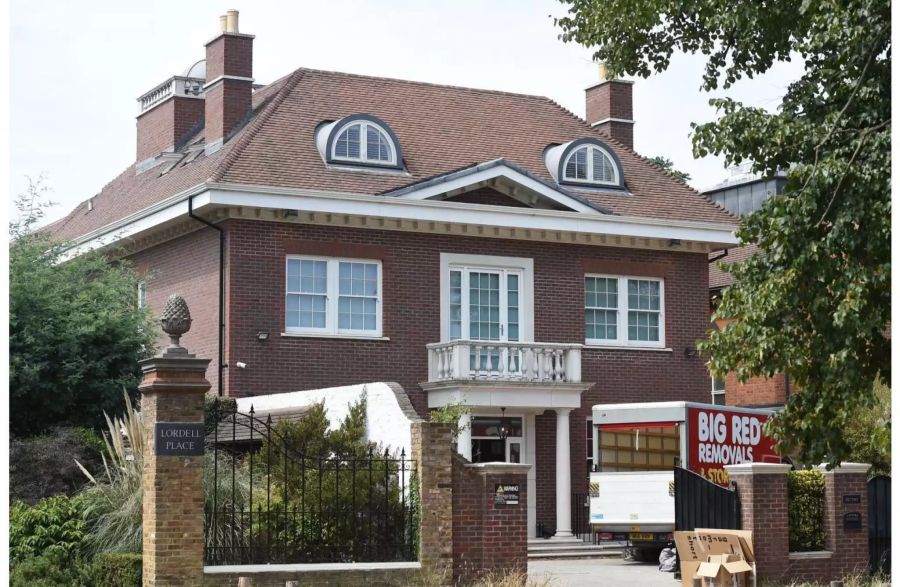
[226,9,239,33]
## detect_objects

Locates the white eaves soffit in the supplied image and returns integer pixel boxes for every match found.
[63,169,738,257]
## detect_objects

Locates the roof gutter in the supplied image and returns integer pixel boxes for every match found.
[188,195,226,397]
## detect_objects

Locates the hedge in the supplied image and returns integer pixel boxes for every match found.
[787,469,826,551]
[85,552,142,586]
[10,552,142,587]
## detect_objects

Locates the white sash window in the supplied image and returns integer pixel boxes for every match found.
[585,275,664,348]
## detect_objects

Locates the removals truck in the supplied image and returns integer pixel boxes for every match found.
[587,401,780,559]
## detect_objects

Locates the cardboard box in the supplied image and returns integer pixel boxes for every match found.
[674,529,756,587]
[696,553,753,586]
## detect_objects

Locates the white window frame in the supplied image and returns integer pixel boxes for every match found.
[584,274,665,348]
[439,253,534,343]
[562,145,619,186]
[285,255,383,337]
[137,281,147,309]
[331,120,398,166]
[711,375,726,405]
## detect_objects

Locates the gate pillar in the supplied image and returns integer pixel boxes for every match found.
[140,294,211,586]
[817,463,871,577]
[725,463,792,580]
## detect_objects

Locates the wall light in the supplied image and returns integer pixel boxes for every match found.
[256,331,270,342]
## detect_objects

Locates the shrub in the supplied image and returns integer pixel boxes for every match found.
[9,494,88,564]
[76,393,144,554]
[204,393,237,434]
[787,469,825,551]
[10,427,105,505]
[84,552,142,587]
[9,550,88,587]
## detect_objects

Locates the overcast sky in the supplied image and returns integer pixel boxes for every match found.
[10,0,803,227]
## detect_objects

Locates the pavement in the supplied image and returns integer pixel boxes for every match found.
[528,558,678,587]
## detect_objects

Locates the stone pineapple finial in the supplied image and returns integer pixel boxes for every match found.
[160,293,192,352]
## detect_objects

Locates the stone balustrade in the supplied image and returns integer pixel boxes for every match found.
[138,76,206,112]
[426,340,582,383]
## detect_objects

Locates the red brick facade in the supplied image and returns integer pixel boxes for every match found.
[131,213,713,533]
[725,372,789,407]
[136,96,205,161]
[130,227,222,393]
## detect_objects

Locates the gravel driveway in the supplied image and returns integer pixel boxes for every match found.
[529,558,678,587]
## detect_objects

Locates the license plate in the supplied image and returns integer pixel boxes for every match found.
[629,532,654,541]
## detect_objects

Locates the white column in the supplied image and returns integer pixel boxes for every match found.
[458,412,472,461]
[554,408,574,538]
[526,413,537,538]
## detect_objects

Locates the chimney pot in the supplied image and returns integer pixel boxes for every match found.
[219,15,227,33]
[598,62,609,81]
[226,9,239,33]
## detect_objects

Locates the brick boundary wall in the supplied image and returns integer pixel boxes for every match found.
[140,340,211,586]
[819,463,871,577]
[452,455,530,583]
[140,340,528,586]
[724,462,872,584]
[725,463,792,581]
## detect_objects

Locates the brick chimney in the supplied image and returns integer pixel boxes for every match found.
[203,10,254,154]
[585,63,635,150]
[135,63,206,164]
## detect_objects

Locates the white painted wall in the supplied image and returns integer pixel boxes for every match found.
[234,382,414,457]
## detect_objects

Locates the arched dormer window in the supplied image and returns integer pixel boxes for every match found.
[544,138,625,190]
[316,114,403,170]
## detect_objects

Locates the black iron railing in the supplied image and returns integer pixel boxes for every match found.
[204,400,418,565]
[571,492,593,542]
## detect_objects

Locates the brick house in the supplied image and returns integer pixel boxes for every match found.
[48,12,738,539]
[704,172,792,408]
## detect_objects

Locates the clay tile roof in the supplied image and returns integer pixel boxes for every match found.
[709,243,759,289]
[49,67,737,243]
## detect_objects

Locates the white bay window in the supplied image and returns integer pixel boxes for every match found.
[286,256,382,337]
[585,275,664,347]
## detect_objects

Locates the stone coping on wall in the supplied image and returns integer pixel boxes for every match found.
[814,462,872,474]
[204,562,422,574]
[788,551,833,560]
[724,463,792,475]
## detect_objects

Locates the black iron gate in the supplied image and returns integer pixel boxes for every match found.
[204,401,418,565]
[674,466,740,531]
[868,475,890,575]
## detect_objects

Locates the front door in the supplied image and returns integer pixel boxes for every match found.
[470,415,524,463]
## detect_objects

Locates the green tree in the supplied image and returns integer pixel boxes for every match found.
[556,0,890,466]
[10,181,157,436]
[842,379,891,477]
[648,156,691,182]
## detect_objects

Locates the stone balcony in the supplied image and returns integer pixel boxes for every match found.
[426,340,582,384]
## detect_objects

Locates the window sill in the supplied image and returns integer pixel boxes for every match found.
[583,344,672,352]
[281,332,390,341]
